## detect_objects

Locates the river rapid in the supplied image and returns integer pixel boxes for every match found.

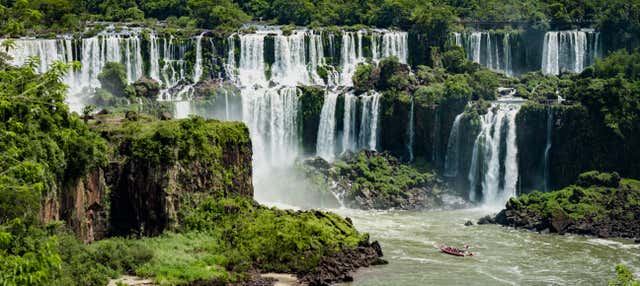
[323,208,640,286]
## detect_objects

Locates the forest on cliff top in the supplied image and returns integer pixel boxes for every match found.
[1,0,639,49]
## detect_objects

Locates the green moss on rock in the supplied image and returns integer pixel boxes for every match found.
[498,171,640,239]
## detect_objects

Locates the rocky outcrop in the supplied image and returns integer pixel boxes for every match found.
[302,150,468,210]
[95,116,253,236]
[494,171,640,240]
[132,76,160,99]
[300,239,387,286]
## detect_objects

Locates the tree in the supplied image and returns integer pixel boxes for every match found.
[97,62,127,97]
[187,0,250,30]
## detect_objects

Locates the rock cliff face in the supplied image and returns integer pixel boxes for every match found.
[517,103,640,193]
[102,116,253,236]
[42,116,253,241]
[40,170,110,243]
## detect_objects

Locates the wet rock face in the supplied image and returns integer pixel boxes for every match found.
[102,118,253,237]
[41,169,110,243]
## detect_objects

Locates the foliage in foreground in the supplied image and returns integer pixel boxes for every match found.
[0,54,106,222]
[1,195,366,286]
[609,265,640,286]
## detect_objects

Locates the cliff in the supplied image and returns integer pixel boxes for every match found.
[92,114,253,237]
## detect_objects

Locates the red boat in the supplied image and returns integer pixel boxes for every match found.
[439,245,471,257]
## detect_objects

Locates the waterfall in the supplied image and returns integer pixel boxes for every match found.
[242,86,299,171]
[470,32,482,63]
[543,108,553,192]
[308,31,326,85]
[317,91,339,161]
[468,103,521,206]
[503,33,512,77]
[342,92,358,153]
[193,32,204,83]
[444,113,464,177]
[358,91,381,150]
[149,32,160,81]
[3,27,409,196]
[235,32,302,170]
[340,31,365,86]
[542,30,598,75]
[381,31,408,64]
[453,32,462,46]
[273,32,310,85]
[458,31,513,76]
[225,35,237,81]
[541,32,559,75]
[174,101,192,119]
[406,98,415,162]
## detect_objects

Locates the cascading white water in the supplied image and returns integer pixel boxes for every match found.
[193,33,204,83]
[444,113,464,177]
[340,31,366,86]
[342,92,358,153]
[542,30,599,75]
[503,33,512,77]
[458,31,513,76]
[372,31,409,64]
[308,31,326,85]
[543,108,553,192]
[235,32,301,171]
[316,91,339,161]
[467,103,521,206]
[541,32,560,75]
[358,91,381,150]
[273,32,310,85]
[149,32,161,81]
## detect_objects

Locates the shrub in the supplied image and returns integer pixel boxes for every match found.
[576,171,621,188]
[98,62,127,97]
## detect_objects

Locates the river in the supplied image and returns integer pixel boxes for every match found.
[324,208,640,286]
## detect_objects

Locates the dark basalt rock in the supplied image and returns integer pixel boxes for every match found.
[300,239,387,286]
[493,172,640,240]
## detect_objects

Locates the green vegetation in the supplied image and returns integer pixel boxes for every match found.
[504,171,640,237]
[0,0,638,52]
[609,265,640,286]
[97,62,128,97]
[329,151,440,203]
[0,54,106,221]
[569,50,640,138]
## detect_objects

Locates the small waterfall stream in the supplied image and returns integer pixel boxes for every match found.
[543,107,554,192]
[406,98,415,162]
[444,113,464,177]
